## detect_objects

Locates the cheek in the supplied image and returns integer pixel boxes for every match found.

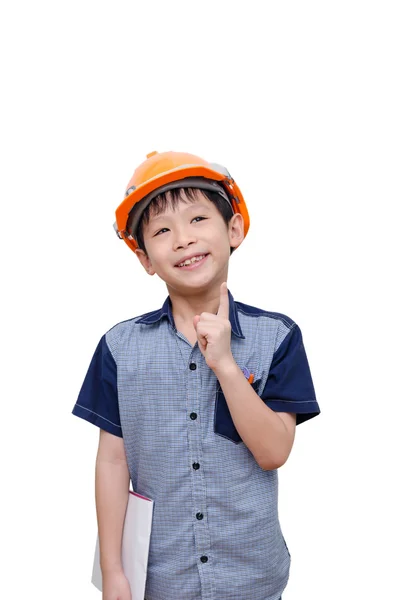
[145,244,169,268]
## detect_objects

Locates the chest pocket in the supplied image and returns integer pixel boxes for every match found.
[214,377,262,444]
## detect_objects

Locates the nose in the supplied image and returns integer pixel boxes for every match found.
[172,226,197,251]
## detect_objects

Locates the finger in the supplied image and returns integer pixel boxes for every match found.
[217,282,229,319]
[193,316,208,347]
[196,328,208,349]
[198,312,219,322]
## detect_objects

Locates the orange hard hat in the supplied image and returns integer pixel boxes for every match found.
[113,150,250,253]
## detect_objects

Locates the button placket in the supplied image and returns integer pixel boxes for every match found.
[186,353,212,565]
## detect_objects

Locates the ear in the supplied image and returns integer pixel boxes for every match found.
[135,248,156,276]
[228,213,245,250]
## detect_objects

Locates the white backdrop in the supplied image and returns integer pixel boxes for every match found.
[1,1,396,598]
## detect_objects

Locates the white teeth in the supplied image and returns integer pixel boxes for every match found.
[177,254,205,267]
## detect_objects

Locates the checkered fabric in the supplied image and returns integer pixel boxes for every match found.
[72,290,320,600]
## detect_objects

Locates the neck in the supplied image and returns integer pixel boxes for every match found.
[167,283,227,324]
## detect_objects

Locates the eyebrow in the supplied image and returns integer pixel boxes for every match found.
[148,204,210,224]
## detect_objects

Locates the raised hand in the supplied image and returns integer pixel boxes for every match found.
[193,282,234,372]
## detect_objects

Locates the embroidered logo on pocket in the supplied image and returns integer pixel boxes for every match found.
[241,366,254,384]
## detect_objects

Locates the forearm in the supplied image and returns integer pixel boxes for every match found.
[214,361,290,469]
[95,456,130,574]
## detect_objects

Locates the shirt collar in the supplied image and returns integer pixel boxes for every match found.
[136,289,245,339]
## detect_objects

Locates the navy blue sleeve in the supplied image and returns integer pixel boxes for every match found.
[261,324,320,425]
[71,335,123,437]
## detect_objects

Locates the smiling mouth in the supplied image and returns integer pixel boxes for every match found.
[176,254,208,268]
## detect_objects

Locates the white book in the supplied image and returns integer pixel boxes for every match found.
[92,490,154,600]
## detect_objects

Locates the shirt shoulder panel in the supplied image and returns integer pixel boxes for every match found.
[104,311,158,361]
[234,300,296,351]
[234,300,296,328]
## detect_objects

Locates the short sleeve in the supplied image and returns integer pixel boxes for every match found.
[261,324,320,425]
[71,334,123,437]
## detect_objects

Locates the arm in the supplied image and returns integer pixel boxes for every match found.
[95,429,130,575]
[214,361,296,470]
[193,283,297,471]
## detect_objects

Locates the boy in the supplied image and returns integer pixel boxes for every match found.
[72,150,320,600]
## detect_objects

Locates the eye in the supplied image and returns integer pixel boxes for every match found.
[154,228,169,236]
[153,217,206,236]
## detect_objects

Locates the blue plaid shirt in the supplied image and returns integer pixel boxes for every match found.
[72,290,320,600]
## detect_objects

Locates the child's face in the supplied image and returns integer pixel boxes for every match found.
[135,190,244,294]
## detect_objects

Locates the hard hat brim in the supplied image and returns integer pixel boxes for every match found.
[126,177,233,240]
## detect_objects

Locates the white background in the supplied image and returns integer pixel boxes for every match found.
[1,1,396,598]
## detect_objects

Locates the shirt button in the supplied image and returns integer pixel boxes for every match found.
[189,363,197,370]
[196,512,204,520]
[190,412,197,420]
[200,555,208,563]
[192,462,200,470]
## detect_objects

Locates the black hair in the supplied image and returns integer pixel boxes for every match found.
[133,187,235,256]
